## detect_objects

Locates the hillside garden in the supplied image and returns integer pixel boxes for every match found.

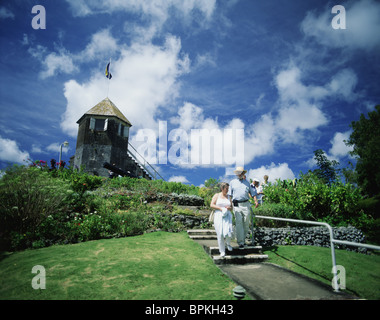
[0,158,379,252]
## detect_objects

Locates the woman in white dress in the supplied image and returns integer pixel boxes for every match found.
[210,182,233,257]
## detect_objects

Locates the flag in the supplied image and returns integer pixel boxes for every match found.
[105,62,112,79]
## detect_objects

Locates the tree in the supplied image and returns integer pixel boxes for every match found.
[341,161,358,186]
[204,178,220,189]
[313,149,340,185]
[345,105,380,197]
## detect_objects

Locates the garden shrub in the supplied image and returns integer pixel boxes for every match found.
[52,168,104,194]
[198,187,217,207]
[0,165,71,250]
[253,203,313,227]
[263,172,363,226]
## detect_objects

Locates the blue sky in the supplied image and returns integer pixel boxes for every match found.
[0,0,379,186]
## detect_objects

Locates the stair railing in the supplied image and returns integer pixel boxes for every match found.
[253,215,380,292]
[127,142,165,181]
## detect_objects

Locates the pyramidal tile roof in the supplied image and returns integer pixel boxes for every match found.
[77,97,132,126]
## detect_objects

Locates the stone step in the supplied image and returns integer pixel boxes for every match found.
[187,229,268,266]
[213,254,268,265]
[187,229,217,240]
[206,246,263,256]
[187,229,216,236]
[188,235,217,240]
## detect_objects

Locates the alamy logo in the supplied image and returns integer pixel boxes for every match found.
[134,121,245,168]
[31,5,46,30]
[332,265,346,290]
[331,5,346,30]
[31,265,46,290]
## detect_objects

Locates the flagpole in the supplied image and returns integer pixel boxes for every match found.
[106,58,111,97]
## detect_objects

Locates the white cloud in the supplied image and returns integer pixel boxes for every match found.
[247,163,296,184]
[328,68,358,102]
[65,0,216,22]
[46,143,70,154]
[40,50,78,79]
[31,144,44,154]
[0,7,15,19]
[304,131,354,168]
[61,35,190,137]
[328,131,354,159]
[167,101,245,168]
[244,113,277,163]
[165,62,359,169]
[78,29,118,61]
[301,0,380,52]
[275,66,330,103]
[29,29,117,79]
[168,175,189,183]
[273,64,361,144]
[0,136,30,164]
[170,102,204,131]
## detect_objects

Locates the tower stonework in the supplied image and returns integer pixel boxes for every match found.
[74,97,151,179]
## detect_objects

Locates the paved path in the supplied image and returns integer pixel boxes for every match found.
[193,238,357,300]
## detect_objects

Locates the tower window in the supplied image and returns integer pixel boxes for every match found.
[118,123,129,138]
[90,118,108,131]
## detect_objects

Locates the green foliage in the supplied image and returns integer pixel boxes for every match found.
[3,163,376,252]
[204,177,220,188]
[0,165,71,250]
[66,210,150,243]
[0,164,212,251]
[198,187,216,207]
[105,176,199,196]
[313,149,340,185]
[254,203,313,227]
[346,105,380,197]
[263,172,366,226]
[52,167,104,194]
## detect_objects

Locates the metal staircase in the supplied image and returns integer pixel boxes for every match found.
[127,142,165,181]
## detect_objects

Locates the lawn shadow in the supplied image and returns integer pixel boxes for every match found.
[264,245,333,283]
[263,245,360,297]
[0,251,13,262]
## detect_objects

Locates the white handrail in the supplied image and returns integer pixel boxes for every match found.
[253,215,380,292]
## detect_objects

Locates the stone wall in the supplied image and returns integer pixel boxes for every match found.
[171,214,209,228]
[252,226,367,253]
[181,214,368,253]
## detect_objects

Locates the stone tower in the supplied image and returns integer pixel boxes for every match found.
[73,97,151,179]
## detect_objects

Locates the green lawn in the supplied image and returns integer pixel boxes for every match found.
[0,232,239,300]
[263,245,380,300]
[1,232,379,300]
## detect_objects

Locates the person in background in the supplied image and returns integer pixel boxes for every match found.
[210,182,233,257]
[263,175,269,186]
[252,179,264,205]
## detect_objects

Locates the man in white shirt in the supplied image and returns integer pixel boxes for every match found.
[229,167,257,248]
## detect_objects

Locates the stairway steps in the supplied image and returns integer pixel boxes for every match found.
[188,229,268,265]
[187,229,216,235]
[207,246,263,256]
[213,254,268,265]
[187,229,217,240]
[189,235,217,240]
